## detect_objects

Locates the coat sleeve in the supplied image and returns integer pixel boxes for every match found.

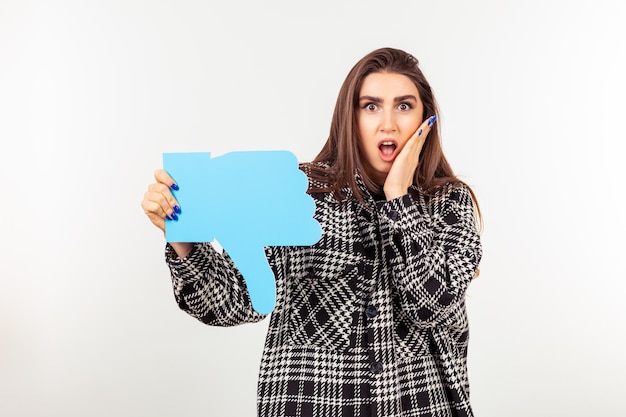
[165,242,268,326]
[376,184,482,328]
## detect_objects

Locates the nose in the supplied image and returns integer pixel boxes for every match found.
[380,109,397,132]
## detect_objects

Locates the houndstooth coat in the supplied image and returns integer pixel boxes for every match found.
[165,168,482,417]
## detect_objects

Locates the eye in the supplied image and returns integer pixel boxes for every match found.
[398,102,413,111]
[364,103,378,111]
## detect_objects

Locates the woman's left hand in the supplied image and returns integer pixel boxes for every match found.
[383,115,437,200]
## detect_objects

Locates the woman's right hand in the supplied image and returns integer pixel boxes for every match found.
[142,169,194,258]
[141,169,181,234]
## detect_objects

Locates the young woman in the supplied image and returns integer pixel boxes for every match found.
[142,47,483,417]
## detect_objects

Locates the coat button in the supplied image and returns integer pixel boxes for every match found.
[388,210,399,221]
[370,361,383,374]
[365,305,378,319]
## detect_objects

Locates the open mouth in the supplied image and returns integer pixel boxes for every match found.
[378,141,398,162]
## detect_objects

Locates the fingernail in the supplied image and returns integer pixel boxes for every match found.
[171,183,179,191]
[418,129,423,136]
[428,115,437,126]
[171,212,179,221]
[166,214,172,221]
[173,205,181,214]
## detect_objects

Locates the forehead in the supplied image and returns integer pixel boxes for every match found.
[359,72,419,97]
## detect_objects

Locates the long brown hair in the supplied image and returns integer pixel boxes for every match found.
[308,47,481,224]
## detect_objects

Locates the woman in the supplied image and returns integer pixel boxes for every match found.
[142,47,483,417]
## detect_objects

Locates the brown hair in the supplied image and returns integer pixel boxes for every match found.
[308,47,481,225]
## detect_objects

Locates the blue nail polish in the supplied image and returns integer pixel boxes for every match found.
[173,205,181,214]
[171,212,178,221]
[428,115,437,126]
[418,129,423,136]
[166,214,172,221]
[171,183,179,191]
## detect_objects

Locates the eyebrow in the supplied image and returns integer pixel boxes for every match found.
[358,95,418,103]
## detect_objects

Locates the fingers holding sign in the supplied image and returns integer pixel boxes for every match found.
[141,169,182,233]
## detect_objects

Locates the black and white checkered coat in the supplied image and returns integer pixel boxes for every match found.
[165,168,482,417]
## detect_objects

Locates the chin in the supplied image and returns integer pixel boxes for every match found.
[362,161,391,184]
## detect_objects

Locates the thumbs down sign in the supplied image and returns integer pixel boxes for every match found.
[163,151,322,314]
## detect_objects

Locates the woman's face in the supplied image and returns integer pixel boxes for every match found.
[357,72,424,185]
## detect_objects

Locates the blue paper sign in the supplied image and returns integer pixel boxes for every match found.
[163,151,321,314]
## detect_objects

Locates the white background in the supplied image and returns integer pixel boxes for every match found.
[1,0,625,416]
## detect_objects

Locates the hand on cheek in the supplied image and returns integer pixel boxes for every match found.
[383,115,437,200]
